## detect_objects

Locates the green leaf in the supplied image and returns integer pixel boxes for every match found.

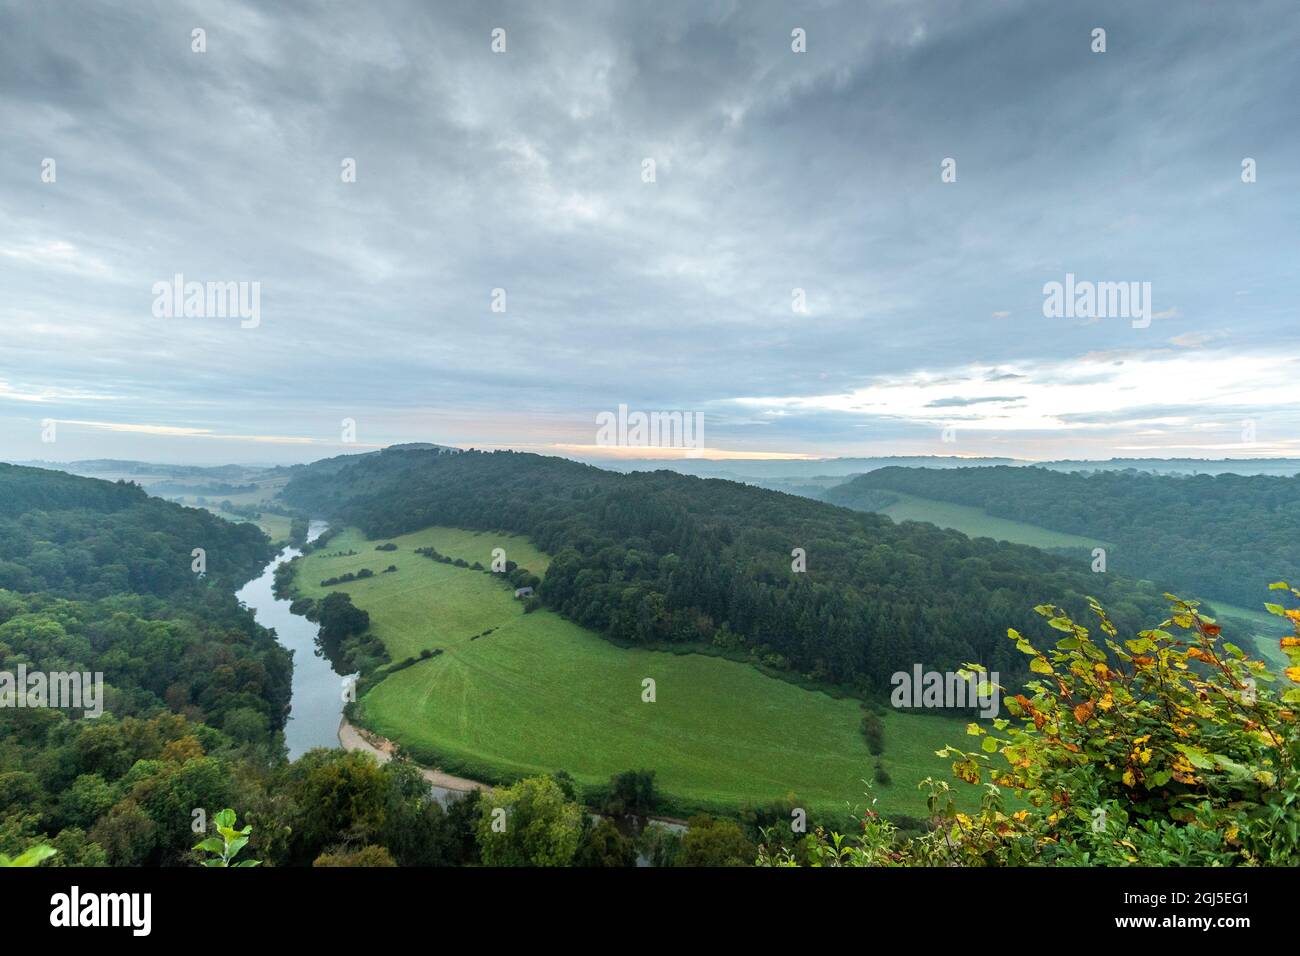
[4,845,57,867]
[1080,641,1108,662]
[193,838,225,854]
[1174,744,1215,770]
[1029,656,1054,675]
[214,808,236,829]
[981,736,999,753]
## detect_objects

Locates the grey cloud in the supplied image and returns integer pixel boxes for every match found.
[2,0,1298,463]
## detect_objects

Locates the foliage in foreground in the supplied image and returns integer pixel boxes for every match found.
[759,585,1300,866]
[0,844,56,867]
[193,808,260,867]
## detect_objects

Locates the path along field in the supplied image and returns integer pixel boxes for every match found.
[293,526,974,817]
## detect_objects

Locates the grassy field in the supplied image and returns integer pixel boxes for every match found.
[201,508,294,547]
[295,526,974,816]
[1209,599,1294,676]
[296,526,550,660]
[163,476,295,546]
[874,492,1108,551]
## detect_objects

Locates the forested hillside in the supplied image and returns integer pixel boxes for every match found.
[282,448,1172,692]
[826,466,1300,608]
[0,465,294,864]
[0,463,274,597]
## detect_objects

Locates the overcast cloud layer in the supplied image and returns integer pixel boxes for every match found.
[2,0,1298,465]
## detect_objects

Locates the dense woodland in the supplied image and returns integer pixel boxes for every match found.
[282,448,1173,694]
[0,464,760,866]
[0,463,273,597]
[826,466,1300,609]
[0,465,293,863]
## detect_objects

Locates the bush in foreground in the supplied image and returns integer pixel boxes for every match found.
[759,585,1300,867]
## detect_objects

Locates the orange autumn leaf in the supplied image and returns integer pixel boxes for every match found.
[1073,701,1095,723]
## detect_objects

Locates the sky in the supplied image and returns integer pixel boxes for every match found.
[2,0,1298,466]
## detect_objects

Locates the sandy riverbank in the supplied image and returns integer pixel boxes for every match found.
[338,718,490,793]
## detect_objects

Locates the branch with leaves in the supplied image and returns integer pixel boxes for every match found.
[194,809,262,868]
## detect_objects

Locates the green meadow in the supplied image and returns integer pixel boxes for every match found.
[1209,599,1294,677]
[294,526,973,816]
[201,508,293,547]
[171,478,295,546]
[874,491,1108,551]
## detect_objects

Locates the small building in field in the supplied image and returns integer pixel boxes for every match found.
[514,587,534,599]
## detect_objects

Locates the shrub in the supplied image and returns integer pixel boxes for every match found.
[860,709,885,756]
[759,585,1300,867]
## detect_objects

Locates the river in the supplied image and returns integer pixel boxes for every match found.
[237,523,687,852]
[236,520,353,760]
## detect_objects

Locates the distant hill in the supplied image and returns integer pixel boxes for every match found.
[1036,458,1300,477]
[591,455,1025,480]
[13,458,264,481]
[585,454,1300,499]
[826,465,1300,609]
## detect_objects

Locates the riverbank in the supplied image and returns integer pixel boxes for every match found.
[338,718,689,830]
[338,718,490,793]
